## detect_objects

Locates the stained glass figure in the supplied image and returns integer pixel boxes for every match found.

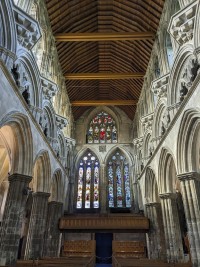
[87,112,117,143]
[107,151,131,208]
[76,151,100,209]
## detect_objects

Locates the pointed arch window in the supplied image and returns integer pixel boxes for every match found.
[107,151,131,208]
[76,151,100,209]
[87,111,117,144]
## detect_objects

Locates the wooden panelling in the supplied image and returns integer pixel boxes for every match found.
[59,215,149,231]
[112,241,146,258]
[62,240,95,257]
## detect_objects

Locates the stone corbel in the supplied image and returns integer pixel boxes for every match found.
[56,114,68,130]
[140,112,154,133]
[151,73,170,99]
[13,5,41,50]
[168,1,198,45]
[41,76,58,100]
[133,137,143,149]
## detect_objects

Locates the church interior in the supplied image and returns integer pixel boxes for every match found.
[0,0,200,266]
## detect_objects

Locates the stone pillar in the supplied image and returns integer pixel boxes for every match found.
[100,164,107,214]
[43,201,63,257]
[0,173,32,266]
[145,202,166,260]
[178,172,200,267]
[133,181,139,213]
[24,192,50,259]
[160,193,184,263]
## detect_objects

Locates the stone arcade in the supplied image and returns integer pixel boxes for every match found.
[0,0,200,266]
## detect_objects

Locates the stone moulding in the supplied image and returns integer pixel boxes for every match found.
[13,5,41,50]
[168,0,198,45]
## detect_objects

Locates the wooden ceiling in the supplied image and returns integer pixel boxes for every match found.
[45,0,165,121]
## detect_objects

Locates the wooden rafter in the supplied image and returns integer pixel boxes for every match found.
[71,100,137,106]
[65,73,145,80]
[55,32,154,42]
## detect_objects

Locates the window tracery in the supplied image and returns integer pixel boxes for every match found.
[107,151,131,208]
[76,151,100,209]
[87,112,117,144]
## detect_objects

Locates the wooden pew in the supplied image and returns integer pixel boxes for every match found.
[112,241,146,259]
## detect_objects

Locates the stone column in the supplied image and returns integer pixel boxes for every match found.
[100,164,107,214]
[24,192,50,259]
[178,0,194,8]
[133,181,139,213]
[145,202,166,260]
[0,173,32,266]
[43,201,63,257]
[160,193,184,263]
[178,172,200,267]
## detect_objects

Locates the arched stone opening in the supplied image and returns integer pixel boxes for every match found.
[144,167,166,260]
[158,149,185,263]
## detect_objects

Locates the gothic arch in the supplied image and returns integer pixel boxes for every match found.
[177,108,200,174]
[50,169,64,202]
[75,147,102,169]
[104,145,133,166]
[15,48,42,108]
[152,99,167,138]
[143,132,152,159]
[168,44,194,106]
[158,148,177,194]
[32,150,51,193]
[42,100,57,139]
[144,167,159,203]
[57,131,66,162]
[0,111,33,176]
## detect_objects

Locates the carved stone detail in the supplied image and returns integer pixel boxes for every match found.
[168,1,198,45]
[179,56,200,101]
[41,77,58,100]
[151,73,170,99]
[133,137,143,149]
[56,114,68,130]
[13,5,41,50]
[141,113,154,133]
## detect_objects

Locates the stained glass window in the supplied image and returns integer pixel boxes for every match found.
[107,151,131,208]
[87,111,117,144]
[76,151,100,209]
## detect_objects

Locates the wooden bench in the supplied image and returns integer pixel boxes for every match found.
[112,241,146,259]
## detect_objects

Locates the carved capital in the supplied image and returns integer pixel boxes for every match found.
[159,193,176,199]
[177,171,200,181]
[168,1,198,45]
